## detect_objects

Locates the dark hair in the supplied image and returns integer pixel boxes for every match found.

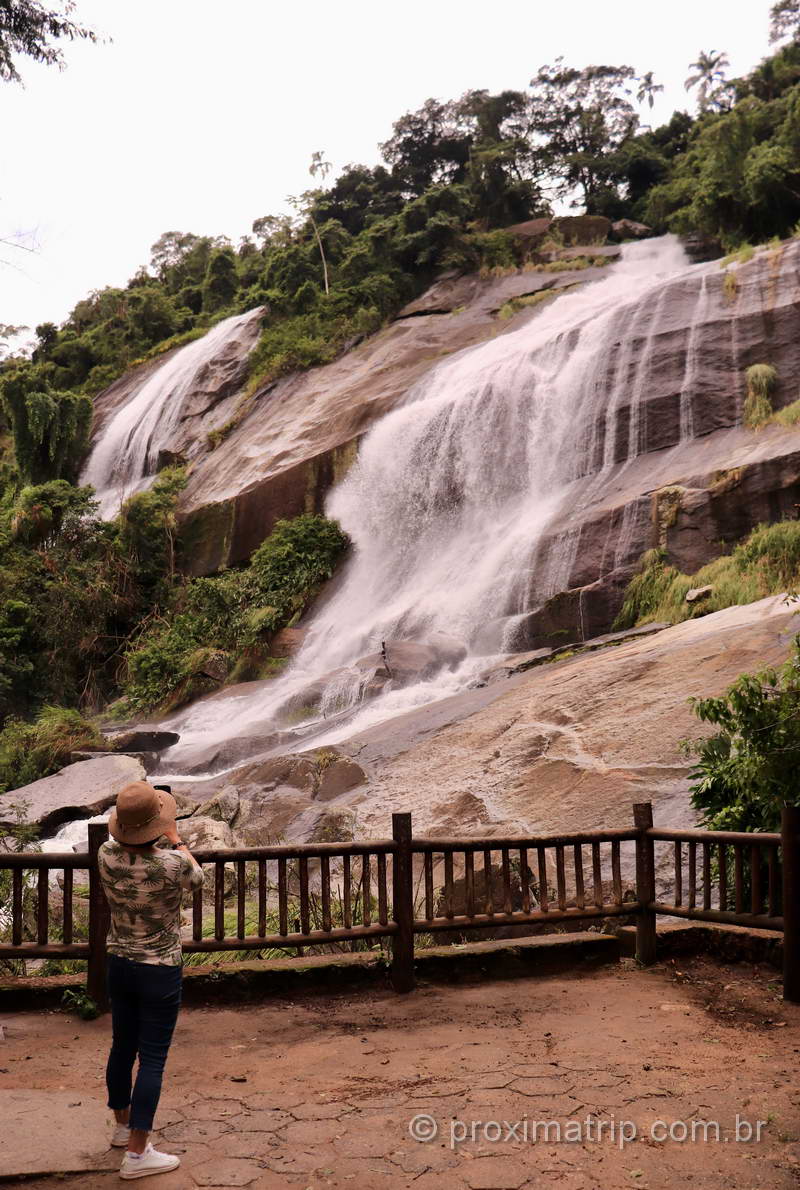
[123,836,162,849]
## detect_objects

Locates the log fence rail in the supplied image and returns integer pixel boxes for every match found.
[1,804,798,1007]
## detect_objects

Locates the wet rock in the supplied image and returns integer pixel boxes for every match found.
[103,729,180,753]
[0,755,145,835]
[268,627,307,658]
[356,636,467,688]
[194,788,240,825]
[316,759,366,802]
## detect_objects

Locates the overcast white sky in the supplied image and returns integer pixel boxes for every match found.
[0,0,776,336]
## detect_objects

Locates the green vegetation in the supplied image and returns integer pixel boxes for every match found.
[772,396,800,425]
[0,706,100,793]
[2,5,800,762]
[743,362,778,428]
[61,988,100,1020]
[497,290,561,320]
[121,515,348,715]
[614,520,800,629]
[0,1,97,85]
[686,637,800,831]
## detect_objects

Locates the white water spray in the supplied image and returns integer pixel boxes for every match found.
[82,309,262,517]
[161,236,719,771]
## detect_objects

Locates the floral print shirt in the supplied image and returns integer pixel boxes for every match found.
[98,840,204,966]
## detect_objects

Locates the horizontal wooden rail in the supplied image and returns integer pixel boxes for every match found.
[191,840,396,862]
[0,943,89,959]
[184,923,397,953]
[0,851,91,869]
[649,828,781,847]
[1,805,797,1006]
[414,904,640,932]
[413,829,639,851]
[651,903,783,930]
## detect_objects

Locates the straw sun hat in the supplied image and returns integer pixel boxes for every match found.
[108,781,177,846]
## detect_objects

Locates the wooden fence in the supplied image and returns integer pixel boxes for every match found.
[1,803,798,1007]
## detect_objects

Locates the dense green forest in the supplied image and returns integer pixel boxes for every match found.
[2,1,800,786]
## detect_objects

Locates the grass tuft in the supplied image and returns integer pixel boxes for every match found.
[614,519,800,629]
[743,363,778,429]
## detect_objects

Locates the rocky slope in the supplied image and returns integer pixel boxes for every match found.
[152,595,798,850]
[88,236,800,650]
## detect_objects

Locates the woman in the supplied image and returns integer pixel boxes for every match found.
[98,781,204,1180]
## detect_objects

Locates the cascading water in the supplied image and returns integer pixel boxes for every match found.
[82,308,262,517]
[161,236,717,773]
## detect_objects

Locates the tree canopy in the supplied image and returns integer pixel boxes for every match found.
[0,0,96,84]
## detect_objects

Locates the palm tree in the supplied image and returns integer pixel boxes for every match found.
[636,72,664,110]
[684,50,730,112]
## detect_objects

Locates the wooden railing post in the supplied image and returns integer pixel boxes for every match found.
[87,822,110,1012]
[633,802,657,965]
[781,805,800,1004]
[390,813,415,993]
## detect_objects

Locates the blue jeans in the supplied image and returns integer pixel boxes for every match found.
[105,955,182,1132]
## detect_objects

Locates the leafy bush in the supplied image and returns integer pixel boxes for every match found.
[686,638,800,832]
[122,515,349,713]
[0,706,101,793]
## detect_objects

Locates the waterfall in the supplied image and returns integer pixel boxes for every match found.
[161,236,714,772]
[82,309,262,518]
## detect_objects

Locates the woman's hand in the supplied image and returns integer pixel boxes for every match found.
[163,823,182,846]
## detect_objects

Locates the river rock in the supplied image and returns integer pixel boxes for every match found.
[0,755,145,836]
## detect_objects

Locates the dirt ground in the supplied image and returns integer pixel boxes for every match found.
[1,956,799,1190]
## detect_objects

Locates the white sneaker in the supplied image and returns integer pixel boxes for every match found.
[120,1143,180,1179]
[111,1123,131,1147]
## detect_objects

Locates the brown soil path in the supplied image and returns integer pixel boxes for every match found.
[1,957,798,1189]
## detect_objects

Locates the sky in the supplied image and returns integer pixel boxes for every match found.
[0,0,778,340]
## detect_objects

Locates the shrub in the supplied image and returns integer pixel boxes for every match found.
[0,706,101,793]
[686,638,800,832]
[122,515,349,713]
[614,520,800,630]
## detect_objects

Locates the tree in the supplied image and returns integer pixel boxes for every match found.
[380,98,473,196]
[684,49,731,112]
[0,0,96,84]
[771,0,800,44]
[636,71,664,110]
[307,151,332,295]
[202,245,238,312]
[1,366,91,483]
[687,639,800,832]
[528,60,639,208]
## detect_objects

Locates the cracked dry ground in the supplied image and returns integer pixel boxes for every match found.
[4,956,800,1190]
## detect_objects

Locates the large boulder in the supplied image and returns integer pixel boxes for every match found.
[0,755,145,836]
[179,816,235,852]
[611,219,652,241]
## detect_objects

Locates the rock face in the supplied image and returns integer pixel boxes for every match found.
[150,261,611,574]
[89,237,800,650]
[154,597,798,854]
[333,596,799,844]
[0,754,145,835]
[88,308,264,460]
